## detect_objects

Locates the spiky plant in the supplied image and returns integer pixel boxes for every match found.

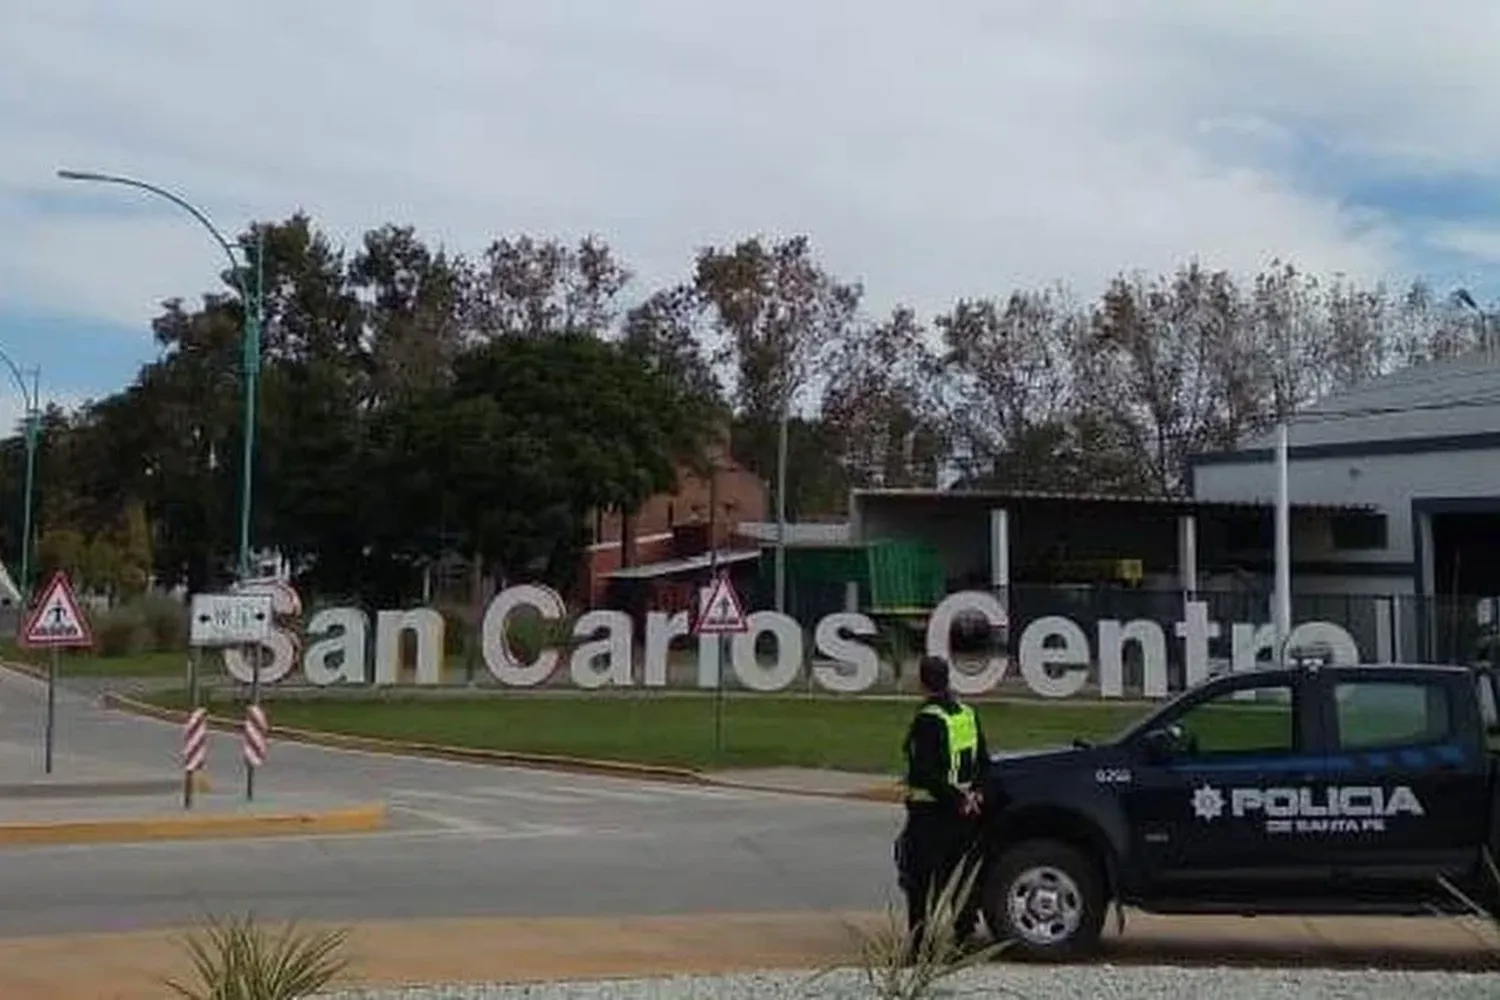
[813,854,1019,1000]
[163,912,352,1000]
[1436,846,1500,951]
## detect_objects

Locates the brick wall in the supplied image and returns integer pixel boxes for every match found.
[580,449,768,606]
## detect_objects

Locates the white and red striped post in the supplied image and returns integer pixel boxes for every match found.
[242,703,268,801]
[183,707,208,809]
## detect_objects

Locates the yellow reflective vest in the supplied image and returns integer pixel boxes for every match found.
[902,700,980,804]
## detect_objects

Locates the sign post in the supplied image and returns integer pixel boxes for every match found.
[189,591,273,801]
[692,573,749,757]
[183,708,208,809]
[17,571,94,774]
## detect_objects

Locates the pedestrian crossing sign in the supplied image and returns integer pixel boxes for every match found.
[19,571,94,648]
[694,573,749,635]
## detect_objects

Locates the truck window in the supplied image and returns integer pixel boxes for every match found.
[1173,682,1296,755]
[1332,680,1453,751]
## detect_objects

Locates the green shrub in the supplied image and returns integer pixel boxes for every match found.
[506,608,577,663]
[136,593,189,651]
[95,603,152,657]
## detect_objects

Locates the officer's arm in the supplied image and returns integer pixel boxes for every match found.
[974,717,992,783]
[908,714,961,808]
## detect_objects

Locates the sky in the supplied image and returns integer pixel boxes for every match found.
[5,0,1500,432]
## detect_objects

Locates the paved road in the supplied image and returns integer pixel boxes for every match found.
[0,667,899,937]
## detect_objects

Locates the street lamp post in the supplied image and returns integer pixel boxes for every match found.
[0,355,44,598]
[56,170,264,583]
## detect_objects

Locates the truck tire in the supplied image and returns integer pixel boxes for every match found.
[982,838,1106,961]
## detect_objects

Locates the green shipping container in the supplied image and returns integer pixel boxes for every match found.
[864,540,944,614]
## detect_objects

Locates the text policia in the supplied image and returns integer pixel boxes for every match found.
[221,582,1363,700]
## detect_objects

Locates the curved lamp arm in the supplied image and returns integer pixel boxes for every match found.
[55,170,252,306]
[0,345,38,413]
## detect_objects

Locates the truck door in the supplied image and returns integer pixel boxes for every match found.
[1119,670,1328,900]
[1322,670,1490,898]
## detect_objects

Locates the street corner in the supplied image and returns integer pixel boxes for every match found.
[0,799,388,847]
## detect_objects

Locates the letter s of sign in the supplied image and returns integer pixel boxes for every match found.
[222,580,303,686]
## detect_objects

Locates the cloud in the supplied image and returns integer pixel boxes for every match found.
[0,0,1496,338]
[1429,223,1500,264]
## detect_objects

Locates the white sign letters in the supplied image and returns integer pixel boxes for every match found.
[1193,783,1423,834]
[219,584,1363,700]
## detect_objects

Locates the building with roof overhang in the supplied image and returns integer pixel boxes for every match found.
[1190,353,1500,659]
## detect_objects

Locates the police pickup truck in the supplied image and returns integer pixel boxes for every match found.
[976,661,1500,959]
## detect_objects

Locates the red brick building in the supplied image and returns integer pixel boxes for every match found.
[580,441,768,607]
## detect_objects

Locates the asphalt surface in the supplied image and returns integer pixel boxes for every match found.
[0,666,899,937]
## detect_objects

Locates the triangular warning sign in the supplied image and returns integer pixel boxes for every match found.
[19,571,93,649]
[695,573,748,635]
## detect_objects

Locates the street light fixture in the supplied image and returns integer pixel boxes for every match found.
[55,169,264,583]
[0,353,43,599]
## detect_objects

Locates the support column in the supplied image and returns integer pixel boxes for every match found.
[990,508,1010,642]
[1177,514,1199,599]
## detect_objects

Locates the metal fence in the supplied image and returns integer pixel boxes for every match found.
[720,577,1498,668]
[1007,584,1493,668]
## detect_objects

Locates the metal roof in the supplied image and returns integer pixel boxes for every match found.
[735,521,852,545]
[604,548,760,581]
[851,486,1374,516]
[1235,352,1500,452]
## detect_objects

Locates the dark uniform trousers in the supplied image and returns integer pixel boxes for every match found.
[896,802,982,942]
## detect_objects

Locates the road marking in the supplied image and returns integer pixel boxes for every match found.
[391,805,495,833]
[530,784,666,803]
[445,785,587,805]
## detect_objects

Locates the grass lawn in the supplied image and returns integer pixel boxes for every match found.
[139,691,1238,773]
[1,640,189,678]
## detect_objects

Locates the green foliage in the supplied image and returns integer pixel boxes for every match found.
[3,212,1481,609]
[504,608,577,663]
[816,856,1015,1000]
[92,595,188,658]
[95,603,152,658]
[163,912,351,1000]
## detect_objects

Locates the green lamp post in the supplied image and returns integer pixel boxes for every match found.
[0,354,42,598]
[55,169,264,582]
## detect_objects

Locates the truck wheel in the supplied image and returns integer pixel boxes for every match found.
[983,839,1105,961]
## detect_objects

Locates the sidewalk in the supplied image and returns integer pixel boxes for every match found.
[2,910,1496,999]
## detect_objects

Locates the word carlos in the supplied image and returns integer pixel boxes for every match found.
[222,582,1363,699]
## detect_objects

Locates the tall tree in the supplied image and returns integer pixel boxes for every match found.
[693,235,861,514]
[465,235,631,339]
[822,306,946,488]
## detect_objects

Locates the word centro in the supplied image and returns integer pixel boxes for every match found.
[220,583,1364,699]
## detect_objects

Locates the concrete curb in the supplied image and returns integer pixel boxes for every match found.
[0,801,387,846]
[101,692,907,805]
[0,772,211,799]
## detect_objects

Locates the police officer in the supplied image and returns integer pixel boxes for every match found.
[896,654,990,953]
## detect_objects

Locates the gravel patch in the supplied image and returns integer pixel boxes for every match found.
[315,964,1500,999]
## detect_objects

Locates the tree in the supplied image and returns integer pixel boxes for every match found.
[349,223,470,406]
[693,236,861,516]
[465,235,631,339]
[822,306,946,489]
[937,287,1087,490]
[371,332,715,594]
